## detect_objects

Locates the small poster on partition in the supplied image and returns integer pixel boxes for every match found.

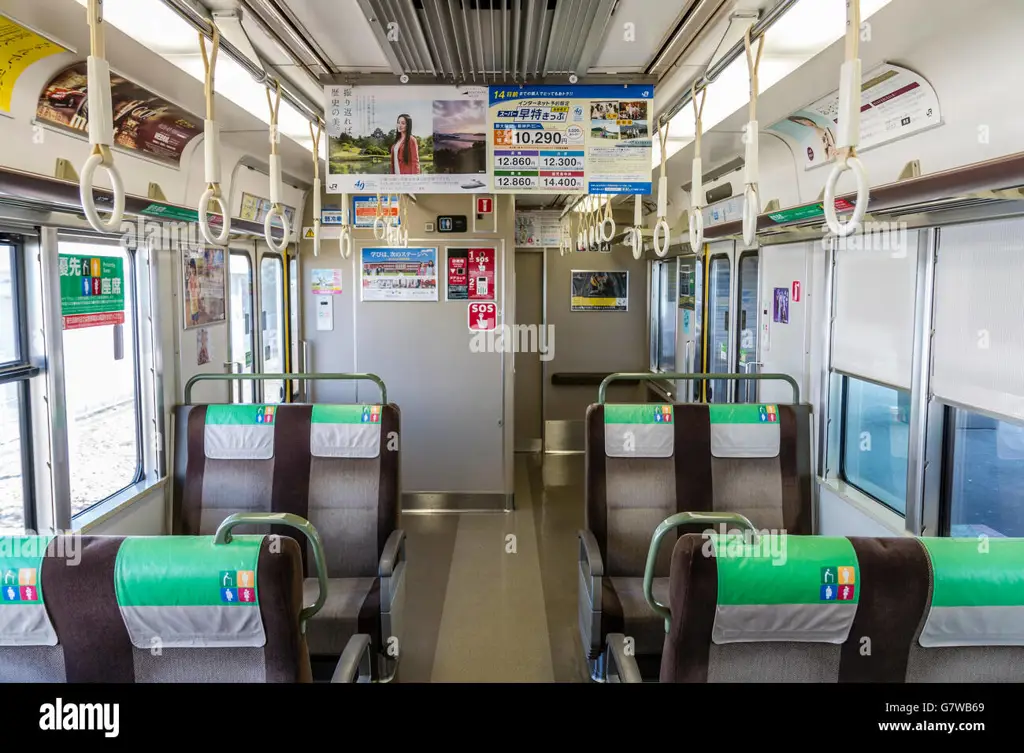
[570,270,627,311]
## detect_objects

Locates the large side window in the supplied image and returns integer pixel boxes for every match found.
[260,255,285,403]
[840,376,910,515]
[58,241,143,518]
[0,238,34,531]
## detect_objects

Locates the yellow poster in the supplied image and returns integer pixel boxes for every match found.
[0,17,65,113]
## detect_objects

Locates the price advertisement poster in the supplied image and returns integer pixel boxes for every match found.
[37,62,202,167]
[58,254,125,330]
[325,85,489,194]
[446,248,496,301]
[515,211,562,247]
[352,195,401,228]
[361,248,438,302]
[488,85,654,195]
[766,63,941,170]
[570,270,628,312]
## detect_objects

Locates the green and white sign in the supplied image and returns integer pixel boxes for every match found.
[58,253,125,330]
[309,404,382,459]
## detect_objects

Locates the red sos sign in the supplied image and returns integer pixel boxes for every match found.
[469,302,497,331]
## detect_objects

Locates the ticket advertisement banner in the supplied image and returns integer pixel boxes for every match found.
[446,248,496,301]
[361,248,438,302]
[37,62,202,167]
[488,84,654,195]
[325,85,489,194]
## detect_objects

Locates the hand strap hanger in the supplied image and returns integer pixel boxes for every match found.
[308,118,323,256]
[627,195,643,260]
[598,194,616,243]
[373,192,387,240]
[741,25,764,246]
[264,81,291,253]
[653,117,670,257]
[339,192,353,259]
[687,82,707,253]
[197,23,231,246]
[79,0,125,233]
[824,0,869,237]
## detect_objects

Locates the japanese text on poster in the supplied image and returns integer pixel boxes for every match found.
[239,191,296,230]
[352,195,401,228]
[515,211,562,247]
[489,85,654,195]
[326,85,489,194]
[361,248,438,302]
[446,248,495,301]
[311,269,343,294]
[570,270,628,311]
[183,247,226,328]
[0,18,65,113]
[58,254,125,330]
[767,63,941,170]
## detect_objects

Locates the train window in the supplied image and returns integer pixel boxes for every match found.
[656,260,677,372]
[706,255,731,403]
[0,382,26,530]
[59,241,143,517]
[260,255,284,403]
[946,409,1024,537]
[0,246,18,364]
[289,256,299,396]
[840,376,909,515]
[736,252,759,402]
[229,252,255,403]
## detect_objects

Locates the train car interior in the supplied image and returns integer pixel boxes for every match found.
[0,0,1022,685]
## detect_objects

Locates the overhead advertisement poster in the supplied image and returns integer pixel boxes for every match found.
[239,192,296,230]
[182,247,226,329]
[0,17,66,113]
[446,247,496,301]
[325,85,489,194]
[488,85,654,195]
[37,62,202,167]
[361,247,438,302]
[58,253,125,330]
[766,63,941,170]
[352,195,401,228]
[515,210,562,247]
[570,270,628,312]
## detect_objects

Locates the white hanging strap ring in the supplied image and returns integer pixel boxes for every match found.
[653,117,670,257]
[80,0,125,234]
[629,194,643,260]
[198,25,230,247]
[373,193,387,240]
[264,81,290,253]
[307,119,324,256]
[824,0,868,237]
[741,26,764,246]
[688,83,707,252]
[599,195,616,243]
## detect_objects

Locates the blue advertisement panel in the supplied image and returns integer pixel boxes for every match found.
[360,248,438,302]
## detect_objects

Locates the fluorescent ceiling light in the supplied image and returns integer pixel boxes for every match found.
[652,0,893,168]
[70,0,317,154]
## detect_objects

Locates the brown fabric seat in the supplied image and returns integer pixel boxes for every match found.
[0,533,371,682]
[604,533,1024,683]
[171,402,405,680]
[579,401,812,677]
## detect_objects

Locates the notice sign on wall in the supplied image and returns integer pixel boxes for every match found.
[570,270,628,312]
[489,85,654,195]
[361,247,438,302]
[352,195,400,228]
[766,63,941,171]
[311,269,343,294]
[515,210,562,247]
[59,254,125,330]
[446,248,495,301]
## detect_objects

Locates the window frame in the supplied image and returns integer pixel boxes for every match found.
[258,251,287,403]
[58,237,146,522]
[836,373,911,518]
[0,233,39,531]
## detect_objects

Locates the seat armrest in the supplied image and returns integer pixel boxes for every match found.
[379,529,406,578]
[331,634,373,683]
[604,633,643,683]
[578,529,604,577]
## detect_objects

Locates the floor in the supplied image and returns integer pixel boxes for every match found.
[393,452,591,683]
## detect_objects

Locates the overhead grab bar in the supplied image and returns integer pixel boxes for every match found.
[264,81,291,252]
[214,513,328,630]
[183,372,387,404]
[79,0,125,233]
[741,25,765,246]
[643,512,759,627]
[824,0,869,237]
[597,372,801,404]
[197,23,231,247]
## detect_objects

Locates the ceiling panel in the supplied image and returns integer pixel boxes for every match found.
[588,0,697,73]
